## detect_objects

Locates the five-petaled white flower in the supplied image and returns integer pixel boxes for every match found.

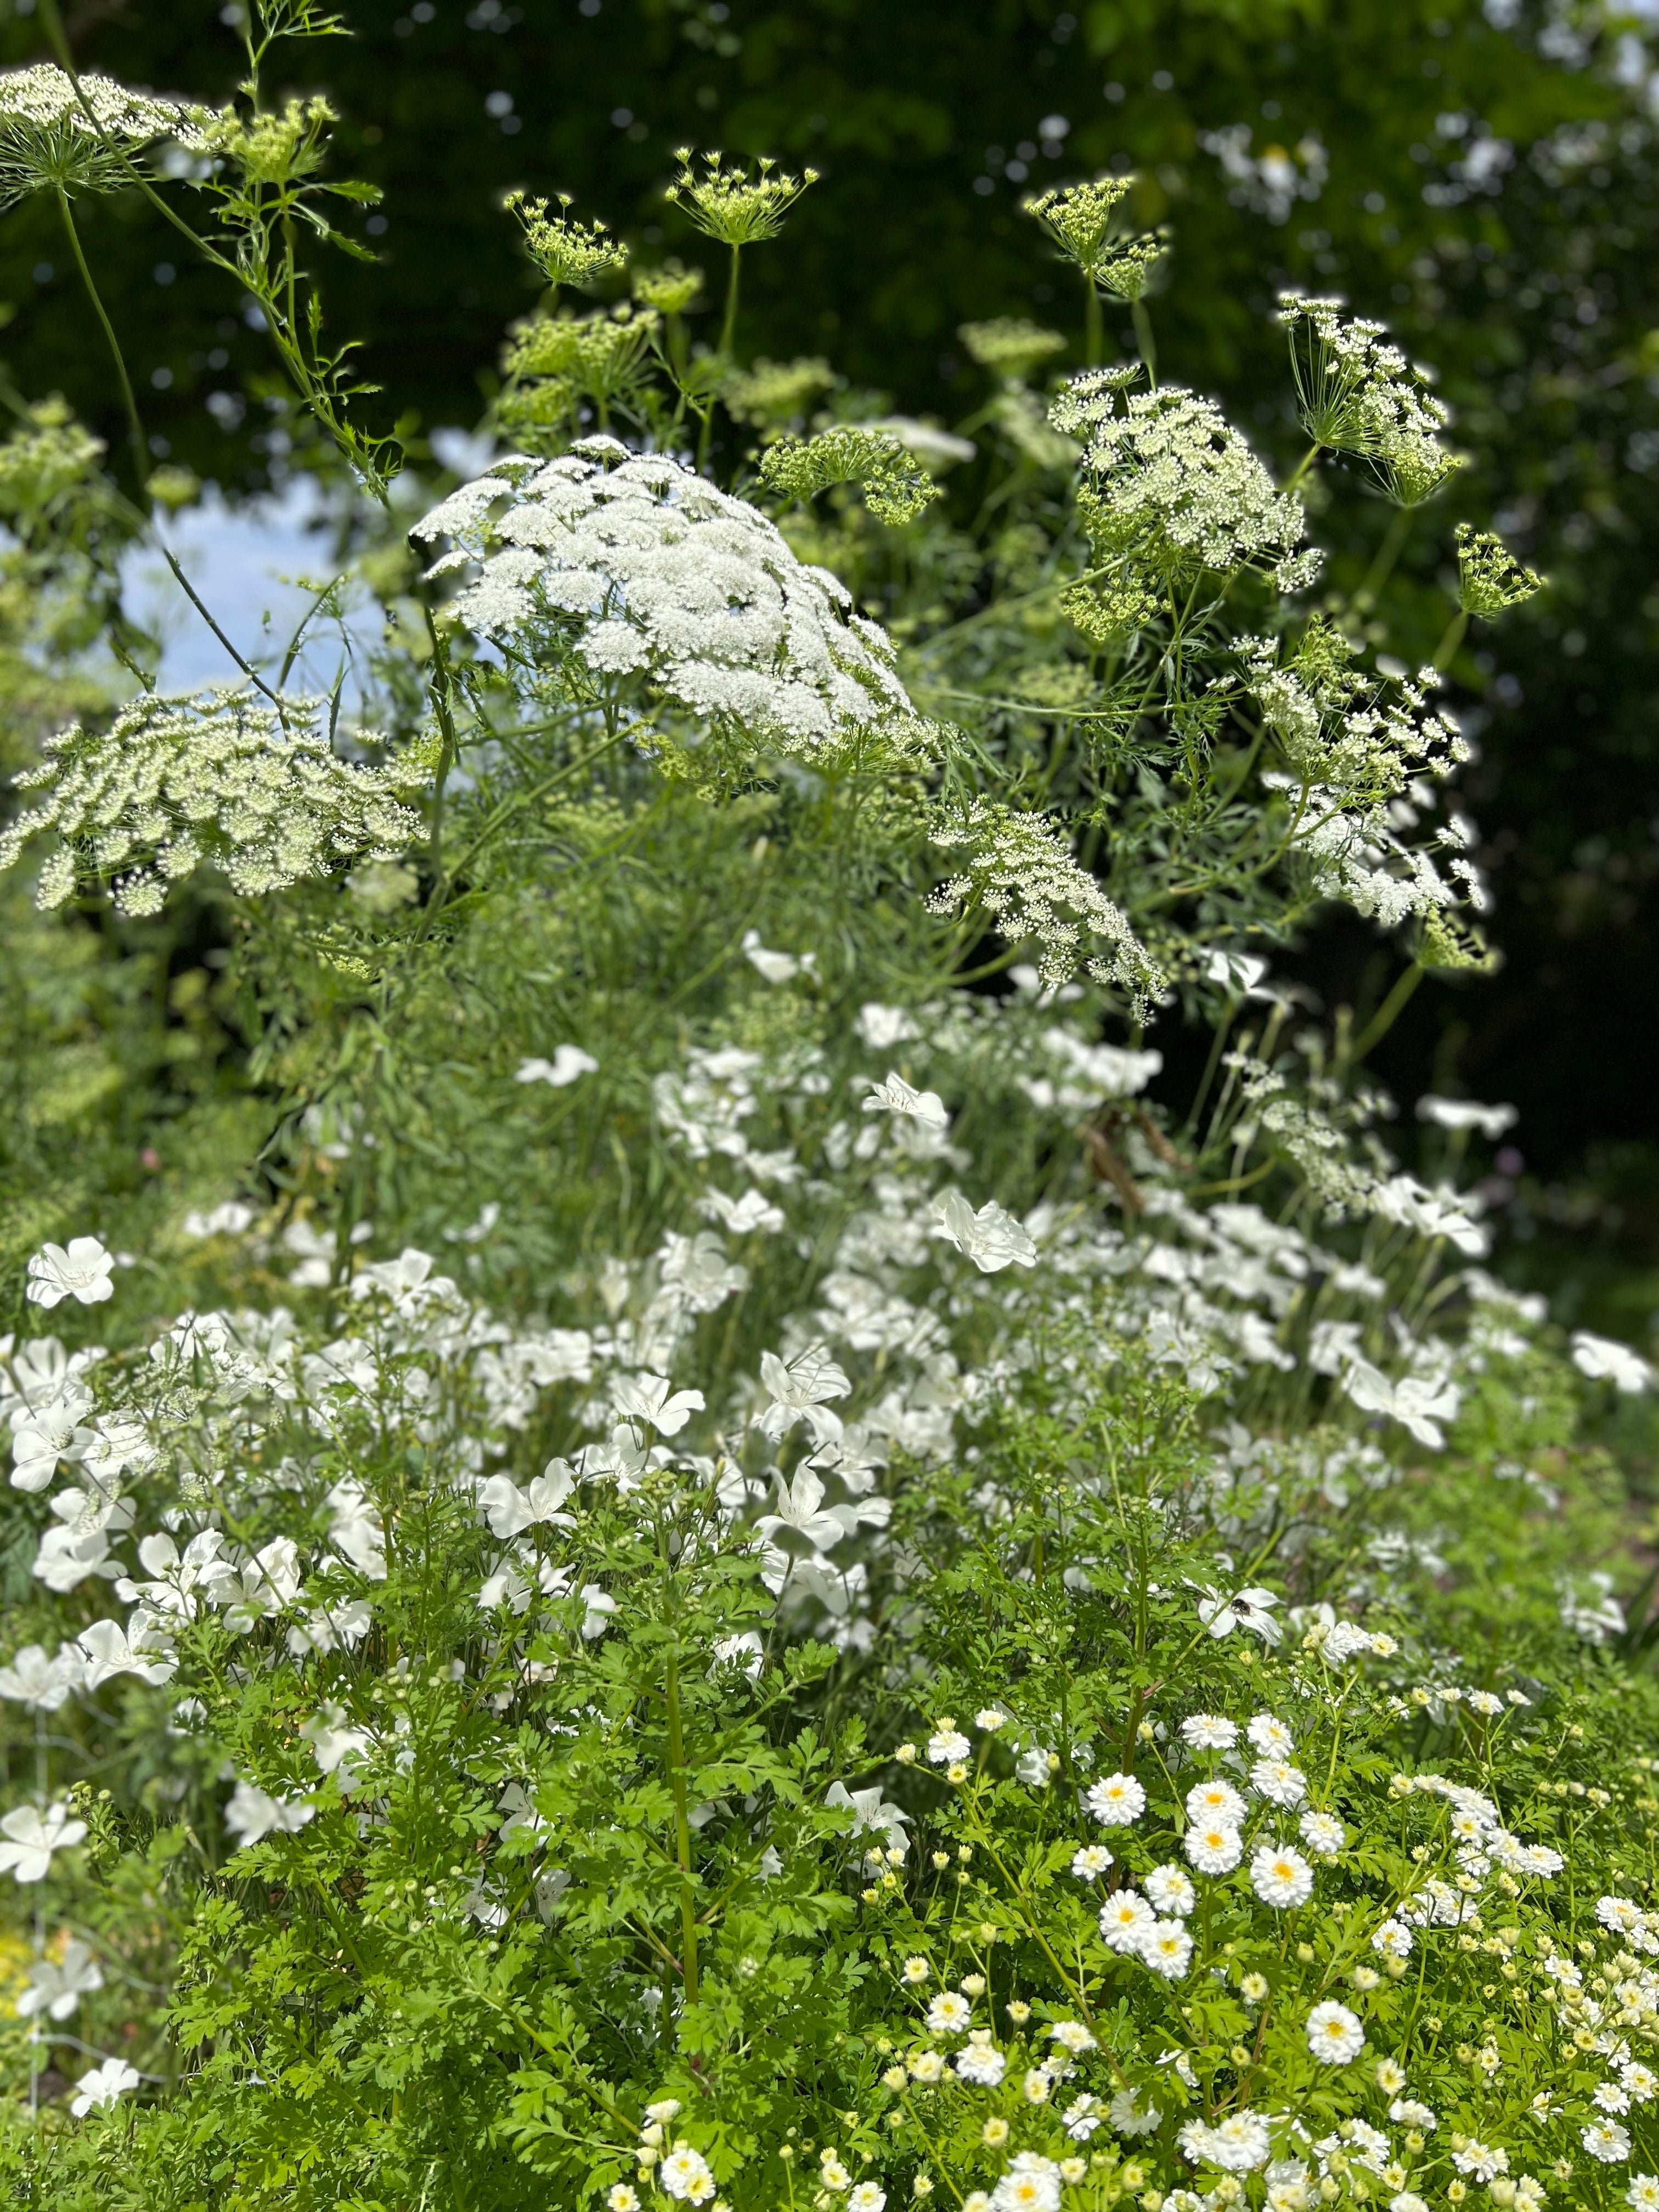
[611,1372,706,1436]
[70,2058,139,2115]
[864,1072,949,1132]
[17,1936,103,2018]
[1192,1581,1283,1644]
[0,1800,87,1883]
[515,1045,598,1088]
[26,1237,115,1308]
[931,1189,1037,1273]
[223,1781,317,1850]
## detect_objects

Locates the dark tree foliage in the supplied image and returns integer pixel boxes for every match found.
[1,0,1656,1292]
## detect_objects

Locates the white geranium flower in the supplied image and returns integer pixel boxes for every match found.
[756,1345,851,1443]
[1192,1581,1283,1644]
[0,1641,86,1710]
[931,1189,1037,1273]
[477,1460,577,1539]
[0,1800,87,1882]
[25,1237,115,1308]
[515,1045,598,1087]
[1340,1356,1460,1447]
[863,1073,949,1132]
[224,1781,316,1850]
[17,1936,103,2019]
[696,1186,785,1234]
[75,1619,176,1688]
[1572,1331,1653,1394]
[69,2057,140,2115]
[824,1780,910,1853]
[741,929,812,983]
[611,1372,706,1436]
[1415,1094,1516,1137]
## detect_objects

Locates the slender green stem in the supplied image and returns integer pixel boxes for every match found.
[1349,960,1425,1065]
[1432,607,1470,672]
[1356,505,1412,608]
[54,187,146,489]
[55,185,282,707]
[1131,298,1158,388]
[663,1649,700,2009]
[1082,268,1102,368]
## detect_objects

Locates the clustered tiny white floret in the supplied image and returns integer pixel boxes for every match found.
[413,439,912,760]
[1,688,422,918]
[0,64,208,210]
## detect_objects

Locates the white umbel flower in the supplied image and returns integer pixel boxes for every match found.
[0,65,208,210]
[1,689,421,918]
[413,445,912,759]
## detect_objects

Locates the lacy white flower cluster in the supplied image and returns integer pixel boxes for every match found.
[0,689,422,918]
[0,64,207,210]
[1243,622,1469,800]
[1049,373,1316,587]
[1278,294,1462,509]
[927,799,1165,1012]
[413,439,913,760]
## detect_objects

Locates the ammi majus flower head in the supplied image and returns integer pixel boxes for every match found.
[0,64,208,210]
[0,687,421,918]
[413,441,915,763]
[506,190,629,291]
[1058,376,1315,589]
[1278,292,1464,507]
[666,148,818,247]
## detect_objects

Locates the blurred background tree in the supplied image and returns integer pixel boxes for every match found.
[1,0,1656,1332]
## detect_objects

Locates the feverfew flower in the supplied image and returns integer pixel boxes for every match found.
[1250,1841,1314,1908]
[1138,1920,1194,1978]
[927,1991,973,2034]
[1145,1864,1197,1917]
[1372,1919,1413,1961]
[1185,1778,1246,1827]
[25,1237,114,1308]
[659,2145,717,2203]
[1300,1812,1346,1856]
[1306,2001,1366,2064]
[1071,1844,1113,1880]
[928,1728,972,1765]
[1099,1891,1156,1952]
[1452,2145,1509,2182]
[1246,1713,1295,1756]
[1585,2124,1632,2165]
[957,2038,1008,2087]
[1185,1822,1243,1875]
[1180,1714,1238,1750]
[1085,1773,1146,1826]
[1251,1758,1308,1808]
[1109,2090,1163,2138]
[1180,2113,1272,2174]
